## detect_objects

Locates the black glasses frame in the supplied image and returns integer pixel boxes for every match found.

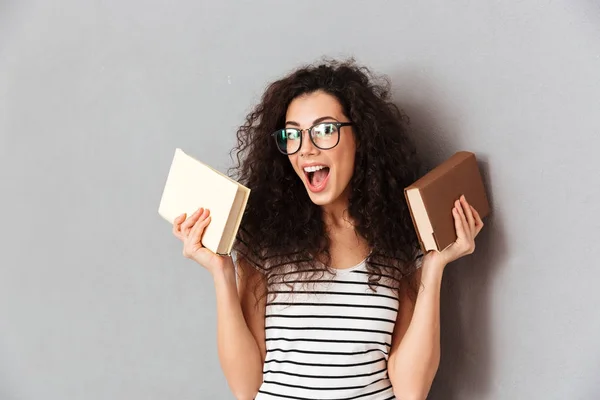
[271,122,354,155]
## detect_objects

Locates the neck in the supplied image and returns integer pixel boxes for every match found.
[321,194,353,230]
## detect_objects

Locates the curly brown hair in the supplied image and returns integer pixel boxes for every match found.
[230,58,425,296]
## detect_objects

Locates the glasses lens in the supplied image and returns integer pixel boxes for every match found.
[311,123,338,149]
[274,129,301,154]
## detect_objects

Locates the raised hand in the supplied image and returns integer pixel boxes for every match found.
[172,207,233,274]
[423,194,485,268]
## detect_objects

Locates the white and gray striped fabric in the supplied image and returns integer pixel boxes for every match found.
[255,258,411,400]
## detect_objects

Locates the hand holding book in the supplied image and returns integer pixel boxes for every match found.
[404,151,490,268]
[172,207,235,274]
[158,148,250,254]
[158,148,250,272]
[420,194,485,269]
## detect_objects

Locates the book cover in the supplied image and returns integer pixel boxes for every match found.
[404,151,490,254]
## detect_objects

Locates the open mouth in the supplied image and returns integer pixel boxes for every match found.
[304,165,331,192]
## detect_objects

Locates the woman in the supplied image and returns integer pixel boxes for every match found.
[172,60,484,400]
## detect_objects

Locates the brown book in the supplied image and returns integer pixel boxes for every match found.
[404,151,490,254]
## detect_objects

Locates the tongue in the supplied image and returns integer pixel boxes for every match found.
[312,168,329,186]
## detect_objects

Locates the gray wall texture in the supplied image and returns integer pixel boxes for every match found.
[2,1,599,399]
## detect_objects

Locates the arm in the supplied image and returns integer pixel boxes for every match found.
[213,256,267,400]
[172,209,268,399]
[387,261,444,400]
[388,195,484,399]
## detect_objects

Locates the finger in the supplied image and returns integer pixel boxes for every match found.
[452,206,466,241]
[460,196,476,235]
[470,205,484,233]
[188,209,211,245]
[173,213,186,229]
[181,208,204,234]
[187,216,211,252]
[455,200,470,239]
[472,205,483,225]
[172,213,187,238]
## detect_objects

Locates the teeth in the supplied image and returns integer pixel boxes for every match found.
[303,165,327,173]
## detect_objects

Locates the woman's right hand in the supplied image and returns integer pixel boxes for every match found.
[172,207,233,275]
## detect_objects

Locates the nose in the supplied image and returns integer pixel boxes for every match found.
[298,129,317,157]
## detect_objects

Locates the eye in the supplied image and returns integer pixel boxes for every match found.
[313,123,336,137]
[285,129,301,140]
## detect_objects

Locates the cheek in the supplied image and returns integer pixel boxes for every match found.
[339,139,357,174]
[340,158,355,181]
[332,151,355,183]
[288,155,301,176]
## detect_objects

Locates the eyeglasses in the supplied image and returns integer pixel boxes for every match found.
[271,122,354,155]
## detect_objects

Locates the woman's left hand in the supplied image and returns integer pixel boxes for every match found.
[423,194,485,269]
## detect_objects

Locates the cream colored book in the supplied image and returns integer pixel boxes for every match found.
[158,148,250,255]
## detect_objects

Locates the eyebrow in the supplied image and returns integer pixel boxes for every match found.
[285,116,339,127]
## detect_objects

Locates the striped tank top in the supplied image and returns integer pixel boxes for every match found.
[255,258,402,400]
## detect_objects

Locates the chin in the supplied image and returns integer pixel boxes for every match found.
[304,180,348,207]
[306,191,337,206]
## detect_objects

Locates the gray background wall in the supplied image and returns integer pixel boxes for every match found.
[1,1,599,399]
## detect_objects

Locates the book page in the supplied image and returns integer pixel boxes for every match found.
[220,185,250,254]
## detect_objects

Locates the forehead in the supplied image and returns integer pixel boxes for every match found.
[285,91,345,123]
